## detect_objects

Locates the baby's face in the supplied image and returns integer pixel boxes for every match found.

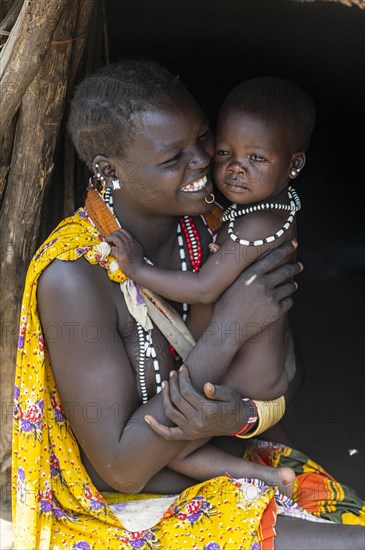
[213,106,294,205]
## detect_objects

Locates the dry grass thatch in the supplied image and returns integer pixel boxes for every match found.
[294,0,364,9]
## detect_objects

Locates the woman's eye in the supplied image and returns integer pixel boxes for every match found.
[161,152,182,166]
[199,129,209,140]
[249,154,266,162]
[215,150,230,157]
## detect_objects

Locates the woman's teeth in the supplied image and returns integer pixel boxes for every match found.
[181,176,207,192]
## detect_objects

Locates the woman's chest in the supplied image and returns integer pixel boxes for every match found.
[114,286,180,403]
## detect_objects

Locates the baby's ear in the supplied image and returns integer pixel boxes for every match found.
[289,152,306,180]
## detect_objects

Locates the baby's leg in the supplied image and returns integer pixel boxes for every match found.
[168,441,295,497]
[222,315,293,401]
[260,337,305,446]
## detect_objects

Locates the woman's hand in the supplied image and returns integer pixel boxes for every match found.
[210,239,302,343]
[145,365,248,440]
[105,229,145,277]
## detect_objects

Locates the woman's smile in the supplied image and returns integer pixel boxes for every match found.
[180,175,209,193]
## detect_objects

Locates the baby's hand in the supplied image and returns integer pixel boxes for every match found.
[105,229,144,277]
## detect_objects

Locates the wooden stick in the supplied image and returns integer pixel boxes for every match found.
[62,0,96,218]
[0,0,68,138]
[0,0,23,34]
[0,0,92,505]
[0,112,17,204]
[294,0,364,8]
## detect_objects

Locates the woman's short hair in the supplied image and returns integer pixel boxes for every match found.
[68,59,186,166]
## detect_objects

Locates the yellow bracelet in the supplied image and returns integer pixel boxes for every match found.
[235,395,286,438]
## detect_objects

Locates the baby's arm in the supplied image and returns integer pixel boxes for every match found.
[105,227,259,305]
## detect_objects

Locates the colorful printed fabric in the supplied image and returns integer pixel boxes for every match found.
[244,440,365,525]
[12,209,365,549]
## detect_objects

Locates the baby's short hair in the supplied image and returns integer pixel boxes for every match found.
[68,59,186,167]
[223,77,316,152]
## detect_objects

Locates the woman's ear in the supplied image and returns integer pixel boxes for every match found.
[92,155,123,191]
[92,155,114,178]
[289,152,306,180]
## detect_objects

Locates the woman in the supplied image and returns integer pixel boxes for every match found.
[13,60,364,549]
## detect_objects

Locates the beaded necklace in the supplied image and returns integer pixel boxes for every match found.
[221,186,301,246]
[104,188,203,403]
[177,216,203,321]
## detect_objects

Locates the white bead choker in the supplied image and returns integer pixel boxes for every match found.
[221,187,301,247]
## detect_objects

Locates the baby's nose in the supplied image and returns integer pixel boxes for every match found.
[227,160,246,174]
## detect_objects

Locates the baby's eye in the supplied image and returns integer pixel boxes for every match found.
[215,150,230,157]
[249,154,266,162]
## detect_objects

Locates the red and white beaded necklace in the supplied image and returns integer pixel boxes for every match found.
[177,215,203,321]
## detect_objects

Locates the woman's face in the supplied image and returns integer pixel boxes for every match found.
[111,91,214,217]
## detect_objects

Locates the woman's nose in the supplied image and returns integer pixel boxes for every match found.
[189,149,211,171]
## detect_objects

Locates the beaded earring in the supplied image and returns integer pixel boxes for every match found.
[111,178,121,190]
[91,163,107,196]
[88,164,107,195]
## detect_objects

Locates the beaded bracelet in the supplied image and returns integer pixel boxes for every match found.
[235,396,286,439]
[231,398,258,436]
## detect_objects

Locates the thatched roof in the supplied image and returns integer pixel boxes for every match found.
[294,0,364,8]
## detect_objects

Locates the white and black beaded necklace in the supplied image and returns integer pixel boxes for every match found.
[221,186,301,246]
[104,188,204,403]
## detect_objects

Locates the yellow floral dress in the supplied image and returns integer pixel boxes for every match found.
[12,208,365,550]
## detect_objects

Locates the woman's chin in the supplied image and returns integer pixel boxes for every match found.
[178,194,214,216]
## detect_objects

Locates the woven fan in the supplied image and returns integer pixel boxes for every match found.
[85,189,119,236]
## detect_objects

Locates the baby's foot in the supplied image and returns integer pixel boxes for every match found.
[277,467,296,499]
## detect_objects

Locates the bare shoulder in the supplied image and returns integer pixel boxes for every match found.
[37,258,116,328]
[37,257,120,352]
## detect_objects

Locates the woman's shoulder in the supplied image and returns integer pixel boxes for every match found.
[37,257,119,327]
[38,255,98,290]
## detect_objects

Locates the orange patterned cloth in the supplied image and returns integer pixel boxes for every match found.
[245,440,365,525]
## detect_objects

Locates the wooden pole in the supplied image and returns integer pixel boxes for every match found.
[0,0,95,508]
[0,0,23,37]
[294,0,364,8]
[0,0,68,138]
[0,112,17,203]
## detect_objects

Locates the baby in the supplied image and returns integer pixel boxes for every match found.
[106,77,316,495]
